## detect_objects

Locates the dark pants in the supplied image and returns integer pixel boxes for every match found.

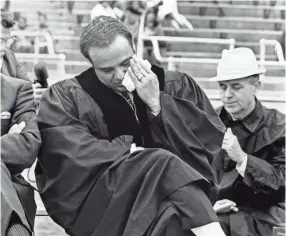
[1,160,35,235]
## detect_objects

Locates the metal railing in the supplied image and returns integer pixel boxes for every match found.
[15,53,67,75]
[260,38,285,65]
[136,7,235,69]
[138,35,236,70]
[12,30,56,54]
[12,30,67,74]
[259,39,285,80]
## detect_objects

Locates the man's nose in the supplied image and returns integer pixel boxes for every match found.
[224,87,233,98]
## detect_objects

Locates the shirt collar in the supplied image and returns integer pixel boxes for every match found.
[241,99,264,132]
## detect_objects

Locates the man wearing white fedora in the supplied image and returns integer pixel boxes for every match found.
[210,47,285,236]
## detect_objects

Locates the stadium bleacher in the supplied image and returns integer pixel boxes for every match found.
[5,1,284,235]
[8,0,285,114]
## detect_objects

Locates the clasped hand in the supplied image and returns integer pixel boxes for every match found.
[222,128,246,165]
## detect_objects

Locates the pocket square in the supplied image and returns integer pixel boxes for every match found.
[1,111,11,119]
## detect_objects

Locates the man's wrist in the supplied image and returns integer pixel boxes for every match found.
[236,153,248,177]
[237,152,247,166]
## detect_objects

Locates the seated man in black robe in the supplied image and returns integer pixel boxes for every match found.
[210,48,285,236]
[36,16,226,236]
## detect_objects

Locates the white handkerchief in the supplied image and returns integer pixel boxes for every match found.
[1,111,11,119]
[122,71,136,92]
[122,58,152,92]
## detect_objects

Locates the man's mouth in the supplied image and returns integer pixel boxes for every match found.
[224,102,237,106]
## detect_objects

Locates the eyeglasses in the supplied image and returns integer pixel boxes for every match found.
[1,19,15,29]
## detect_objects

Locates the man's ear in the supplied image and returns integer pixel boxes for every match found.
[253,80,261,95]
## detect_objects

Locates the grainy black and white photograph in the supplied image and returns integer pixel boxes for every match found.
[0,0,285,235]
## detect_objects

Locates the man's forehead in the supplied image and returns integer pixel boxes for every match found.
[89,36,134,68]
[94,54,133,69]
[218,78,248,85]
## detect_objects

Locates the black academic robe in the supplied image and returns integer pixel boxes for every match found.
[213,101,285,236]
[36,66,225,236]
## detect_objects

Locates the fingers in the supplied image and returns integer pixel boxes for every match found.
[132,56,152,74]
[216,199,236,206]
[127,67,139,86]
[231,206,239,212]
[130,59,147,81]
[223,128,236,145]
[227,128,233,134]
[34,88,47,95]
[18,121,26,131]
[213,199,237,213]
[8,121,26,134]
[33,83,42,89]
[8,124,18,134]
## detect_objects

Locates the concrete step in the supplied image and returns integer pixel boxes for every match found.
[165,51,278,61]
[167,41,278,55]
[28,15,285,32]
[178,2,285,18]
[185,16,285,31]
[163,27,283,42]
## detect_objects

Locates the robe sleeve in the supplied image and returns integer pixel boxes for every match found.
[242,138,285,195]
[1,82,41,174]
[148,72,225,183]
[36,82,132,228]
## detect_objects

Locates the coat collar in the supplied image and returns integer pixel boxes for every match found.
[219,98,264,133]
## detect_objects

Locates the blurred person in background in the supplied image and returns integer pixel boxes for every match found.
[33,12,51,54]
[90,1,124,21]
[36,15,227,236]
[143,8,164,66]
[210,48,285,236]
[147,0,194,30]
[1,9,32,82]
[1,10,47,111]
[144,8,163,36]
[124,1,146,42]
[13,15,34,53]
[1,10,41,236]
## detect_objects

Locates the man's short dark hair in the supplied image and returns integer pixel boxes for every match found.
[79,16,133,60]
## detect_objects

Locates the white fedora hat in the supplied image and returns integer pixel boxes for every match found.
[209,47,266,81]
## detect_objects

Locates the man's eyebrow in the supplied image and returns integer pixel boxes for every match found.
[98,56,132,70]
[119,56,132,65]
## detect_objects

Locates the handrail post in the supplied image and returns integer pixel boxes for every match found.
[136,11,147,59]
[229,38,235,50]
[259,39,266,80]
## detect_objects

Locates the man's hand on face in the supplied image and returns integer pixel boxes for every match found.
[8,121,26,134]
[213,199,238,214]
[127,56,161,115]
[222,128,246,165]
